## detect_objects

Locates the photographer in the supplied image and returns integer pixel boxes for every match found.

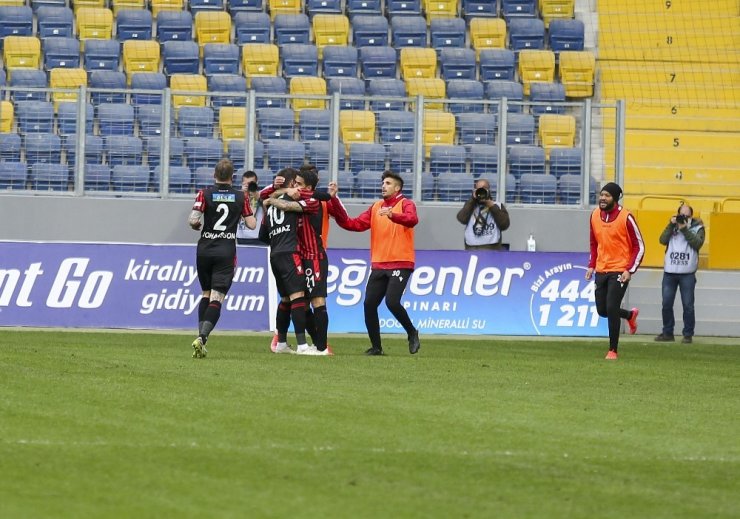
[655,203,705,344]
[236,170,265,246]
[456,179,510,250]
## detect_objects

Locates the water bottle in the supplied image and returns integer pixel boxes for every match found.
[527,233,536,252]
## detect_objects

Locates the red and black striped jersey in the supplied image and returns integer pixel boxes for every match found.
[297,199,325,259]
[264,194,319,256]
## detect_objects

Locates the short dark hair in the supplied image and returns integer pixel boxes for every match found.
[215,159,234,182]
[297,168,319,190]
[277,167,299,185]
[300,163,318,176]
[382,170,404,188]
[242,170,257,181]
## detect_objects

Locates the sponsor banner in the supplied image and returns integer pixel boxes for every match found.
[0,242,270,331]
[326,249,608,336]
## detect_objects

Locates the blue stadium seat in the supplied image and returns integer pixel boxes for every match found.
[227,139,265,169]
[265,140,305,170]
[0,69,5,87]
[349,142,385,173]
[116,9,153,41]
[335,169,355,195]
[354,169,383,198]
[189,0,225,14]
[145,136,185,170]
[299,109,331,141]
[251,76,288,108]
[64,134,104,165]
[519,172,557,203]
[468,144,498,177]
[421,173,435,200]
[307,0,342,16]
[377,111,415,143]
[37,6,74,39]
[204,43,240,75]
[439,48,476,81]
[360,46,397,79]
[508,18,545,51]
[257,107,295,140]
[105,135,143,166]
[352,15,388,47]
[209,74,248,108]
[506,113,536,145]
[508,145,545,178]
[274,14,311,46]
[322,46,358,79]
[305,140,344,171]
[447,80,485,114]
[387,0,421,16]
[43,37,80,70]
[15,101,54,134]
[228,0,264,15]
[549,147,582,178]
[193,165,216,188]
[98,103,136,136]
[388,142,414,174]
[185,137,224,169]
[57,102,94,135]
[24,133,61,165]
[165,166,193,193]
[178,106,215,137]
[136,105,164,136]
[347,0,382,18]
[281,44,319,77]
[84,164,111,191]
[131,73,167,105]
[0,133,22,161]
[0,161,27,189]
[31,0,67,11]
[30,163,68,190]
[457,113,498,145]
[111,164,150,191]
[501,0,536,19]
[529,82,566,118]
[557,172,588,204]
[486,80,524,113]
[0,6,33,43]
[367,78,406,111]
[83,39,121,71]
[10,70,48,102]
[430,145,466,176]
[234,12,270,44]
[156,11,193,43]
[430,17,466,51]
[329,78,366,110]
[89,70,127,105]
[479,49,516,82]
[162,40,200,75]
[548,19,585,54]
[462,0,497,20]
[391,16,427,49]
[436,172,474,202]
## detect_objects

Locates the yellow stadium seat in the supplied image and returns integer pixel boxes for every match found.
[400,48,437,80]
[405,78,446,111]
[111,0,146,14]
[195,12,232,54]
[0,101,14,133]
[50,68,87,109]
[242,44,280,83]
[518,49,555,95]
[558,51,595,98]
[470,18,506,57]
[123,40,161,83]
[73,0,105,13]
[268,0,301,20]
[538,114,576,159]
[150,0,184,16]
[0,0,25,5]
[339,110,376,150]
[423,0,458,22]
[2,36,41,75]
[290,76,327,118]
[313,15,349,58]
[219,107,247,144]
[171,74,208,108]
[76,8,114,43]
[423,111,455,156]
[538,0,574,28]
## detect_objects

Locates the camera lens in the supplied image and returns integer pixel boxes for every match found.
[474,187,489,201]
[247,181,259,192]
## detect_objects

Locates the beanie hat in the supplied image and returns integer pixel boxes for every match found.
[601,182,622,201]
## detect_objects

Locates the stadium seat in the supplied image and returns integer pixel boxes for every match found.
[548,18,584,54]
[82,164,111,191]
[400,47,437,79]
[506,113,536,145]
[538,114,576,159]
[348,142,385,173]
[194,11,232,54]
[268,0,301,20]
[203,43,239,75]
[265,139,305,170]
[388,142,414,174]
[508,18,545,52]
[468,143,498,177]
[429,17,465,51]
[49,68,87,108]
[519,172,557,203]
[170,74,208,108]
[23,132,62,164]
[461,0,496,20]
[352,15,388,47]
[470,18,506,57]
[501,0,536,19]
[151,0,184,16]
[405,78,446,111]
[116,9,152,41]
[549,147,581,178]
[307,0,342,17]
[9,70,47,102]
[281,44,319,77]
[31,0,67,10]
[423,0,458,22]
[0,6,33,42]
[322,46,358,78]
[436,172,474,202]
[387,0,421,16]
[518,49,555,95]
[15,101,54,133]
[339,110,375,147]
[539,0,574,28]
[0,132,21,160]
[508,144,545,178]
[64,134,104,165]
[123,40,160,83]
[257,107,295,140]
[137,105,170,135]
[145,136,184,169]
[189,0,225,14]
[43,37,81,70]
[241,43,280,82]
[98,103,135,135]
[83,39,120,71]
[234,12,270,44]
[299,109,331,141]
[479,48,515,82]
[313,14,350,57]
[251,76,288,107]
[367,78,406,111]
[305,140,344,171]
[558,51,595,97]
[30,163,68,190]
[113,0,147,13]
[218,106,246,142]
[57,101,94,134]
[377,111,415,143]
[162,40,200,75]
[422,111,455,151]
[391,15,427,50]
[354,169,384,198]
[185,137,224,169]
[346,0,381,18]
[76,8,113,43]
[328,77,366,110]
[131,72,166,105]
[111,164,149,191]
[0,161,27,189]
[529,82,566,118]
[289,75,326,115]
[209,74,248,108]
[429,144,466,176]
[447,80,484,113]
[486,80,524,113]
[156,10,193,43]
[165,165,193,193]
[193,165,216,188]
[274,13,310,45]
[73,0,106,13]
[556,172,581,204]
[3,36,41,72]
[457,112,497,145]
[37,6,74,38]
[359,46,397,79]
[178,106,215,138]
[439,48,475,81]
[226,139,252,169]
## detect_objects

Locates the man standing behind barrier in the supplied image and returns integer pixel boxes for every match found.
[330,170,421,356]
[236,170,264,246]
[456,178,510,250]
[585,182,645,360]
[655,203,705,344]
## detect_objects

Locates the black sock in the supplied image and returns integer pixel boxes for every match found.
[290,297,308,345]
[305,306,317,344]
[312,305,328,350]
[276,301,291,343]
[198,297,210,330]
[199,300,222,342]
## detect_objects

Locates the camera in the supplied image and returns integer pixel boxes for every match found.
[247,181,259,193]
[474,187,490,202]
[675,214,686,224]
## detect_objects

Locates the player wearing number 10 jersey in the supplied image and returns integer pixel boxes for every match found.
[188,159,256,359]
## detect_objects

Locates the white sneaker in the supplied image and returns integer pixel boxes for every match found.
[273,342,295,354]
[296,344,322,356]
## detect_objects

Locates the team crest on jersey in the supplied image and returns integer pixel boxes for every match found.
[213,193,236,202]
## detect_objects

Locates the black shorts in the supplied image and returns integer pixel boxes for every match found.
[303,256,328,298]
[197,254,235,294]
[271,252,305,297]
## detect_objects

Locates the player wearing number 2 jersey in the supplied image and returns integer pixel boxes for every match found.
[188,159,256,359]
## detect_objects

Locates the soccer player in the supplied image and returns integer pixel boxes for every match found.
[329,170,421,356]
[188,159,256,358]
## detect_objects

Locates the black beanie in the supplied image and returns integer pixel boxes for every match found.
[601,182,622,201]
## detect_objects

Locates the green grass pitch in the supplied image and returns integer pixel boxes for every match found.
[1,330,738,518]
